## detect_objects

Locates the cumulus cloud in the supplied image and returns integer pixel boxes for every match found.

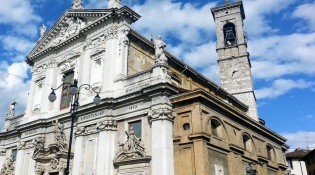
[292,1,315,31]
[281,131,315,151]
[255,79,315,99]
[249,32,315,80]
[0,62,30,127]
[243,0,297,36]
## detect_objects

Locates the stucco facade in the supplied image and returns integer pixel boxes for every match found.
[0,1,288,175]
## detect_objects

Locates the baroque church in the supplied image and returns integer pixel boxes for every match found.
[0,0,289,175]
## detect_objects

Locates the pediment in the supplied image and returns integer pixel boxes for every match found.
[26,6,140,65]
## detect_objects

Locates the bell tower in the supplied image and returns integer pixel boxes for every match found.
[211,0,258,121]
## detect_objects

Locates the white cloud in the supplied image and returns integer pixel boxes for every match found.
[0,62,30,127]
[292,1,315,31]
[243,0,297,36]
[0,0,41,24]
[0,35,35,59]
[255,79,315,99]
[131,0,216,45]
[249,32,315,80]
[281,131,315,151]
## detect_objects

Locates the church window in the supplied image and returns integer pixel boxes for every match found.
[211,119,223,138]
[223,23,237,47]
[242,134,253,152]
[129,120,142,138]
[60,71,74,110]
[266,145,274,160]
[11,149,17,162]
[183,123,190,130]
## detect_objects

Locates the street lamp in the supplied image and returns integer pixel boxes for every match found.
[48,79,101,175]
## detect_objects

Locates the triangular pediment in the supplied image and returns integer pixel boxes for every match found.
[26,7,140,65]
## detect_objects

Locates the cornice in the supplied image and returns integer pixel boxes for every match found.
[169,89,287,143]
[26,6,140,64]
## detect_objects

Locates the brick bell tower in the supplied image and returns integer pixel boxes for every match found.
[211,0,258,121]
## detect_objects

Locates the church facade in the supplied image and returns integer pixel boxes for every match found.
[0,0,289,175]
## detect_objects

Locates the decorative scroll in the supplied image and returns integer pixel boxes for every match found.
[0,153,15,175]
[148,108,176,123]
[58,52,80,73]
[75,117,117,136]
[114,128,146,161]
[32,58,56,75]
[84,35,106,50]
[52,17,86,46]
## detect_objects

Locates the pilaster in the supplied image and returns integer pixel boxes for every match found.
[148,107,176,175]
[14,149,25,175]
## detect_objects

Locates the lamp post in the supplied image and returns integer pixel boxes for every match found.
[48,79,101,175]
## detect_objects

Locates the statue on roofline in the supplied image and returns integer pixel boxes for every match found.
[39,24,46,38]
[72,0,83,9]
[151,34,168,64]
[6,99,17,118]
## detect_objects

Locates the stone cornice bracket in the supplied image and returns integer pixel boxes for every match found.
[148,108,176,123]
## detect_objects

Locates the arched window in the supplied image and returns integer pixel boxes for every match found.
[242,134,253,152]
[266,145,275,160]
[223,23,237,47]
[211,119,224,138]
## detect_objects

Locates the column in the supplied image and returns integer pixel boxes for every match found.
[71,136,83,175]
[95,118,117,175]
[148,107,176,175]
[14,149,25,175]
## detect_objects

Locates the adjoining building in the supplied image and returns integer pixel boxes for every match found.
[301,149,315,175]
[0,0,289,175]
[286,148,310,175]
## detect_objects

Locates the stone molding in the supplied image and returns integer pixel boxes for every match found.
[74,117,117,136]
[32,59,56,75]
[58,52,81,73]
[148,108,176,123]
[84,34,106,50]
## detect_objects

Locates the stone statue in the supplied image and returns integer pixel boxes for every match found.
[151,35,168,63]
[32,135,45,158]
[39,24,46,38]
[245,164,258,175]
[6,99,17,118]
[72,0,83,9]
[108,0,122,8]
[52,120,68,152]
[0,153,15,175]
[125,127,141,152]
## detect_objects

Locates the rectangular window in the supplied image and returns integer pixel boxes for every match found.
[129,120,142,138]
[60,72,74,110]
[11,149,17,162]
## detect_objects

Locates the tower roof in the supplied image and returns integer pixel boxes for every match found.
[211,1,245,20]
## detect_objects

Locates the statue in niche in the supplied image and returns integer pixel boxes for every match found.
[151,34,168,64]
[39,24,46,38]
[52,120,68,152]
[6,99,17,118]
[72,0,83,9]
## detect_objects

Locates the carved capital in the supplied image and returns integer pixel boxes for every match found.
[105,27,118,40]
[148,108,176,123]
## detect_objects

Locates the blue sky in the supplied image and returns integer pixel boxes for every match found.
[0,0,314,151]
